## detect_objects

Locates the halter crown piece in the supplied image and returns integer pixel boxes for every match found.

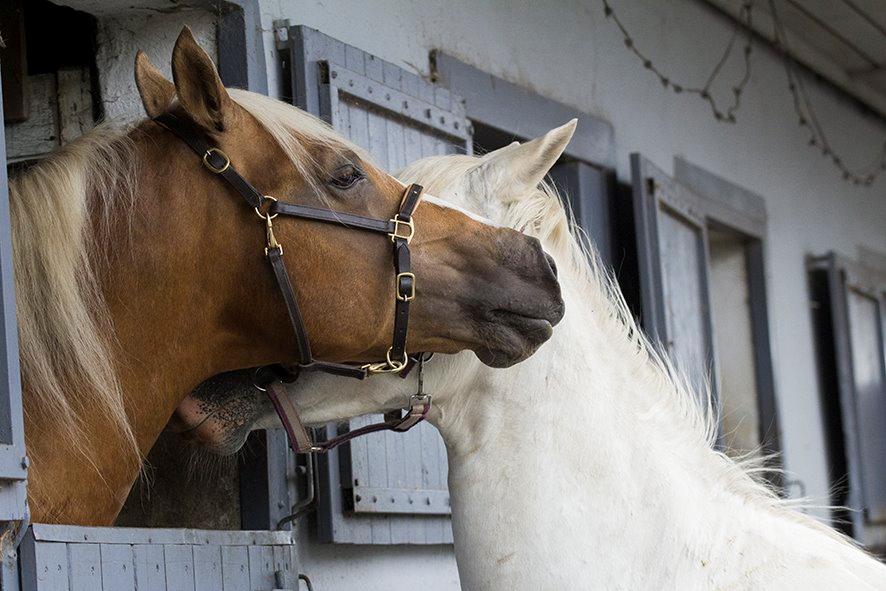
[155,113,431,454]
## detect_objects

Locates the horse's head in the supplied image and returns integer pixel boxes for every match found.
[135,28,562,384]
[173,121,577,454]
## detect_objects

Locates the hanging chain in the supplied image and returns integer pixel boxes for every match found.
[602,0,755,123]
[603,0,886,187]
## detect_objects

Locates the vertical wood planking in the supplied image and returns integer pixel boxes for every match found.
[99,545,134,591]
[220,546,250,591]
[247,545,275,590]
[132,544,166,591]
[68,544,100,591]
[192,545,223,591]
[367,110,389,171]
[34,542,69,591]
[162,545,194,591]
[659,208,708,393]
[272,545,296,589]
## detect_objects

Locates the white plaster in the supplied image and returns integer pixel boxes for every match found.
[92,9,216,123]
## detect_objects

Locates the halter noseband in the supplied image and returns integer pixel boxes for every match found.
[155,113,430,453]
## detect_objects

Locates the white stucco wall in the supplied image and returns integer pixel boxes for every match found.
[57,1,216,123]
[252,0,886,588]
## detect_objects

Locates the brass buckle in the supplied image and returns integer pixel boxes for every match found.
[362,348,409,374]
[202,147,231,174]
[388,215,415,243]
[396,272,416,301]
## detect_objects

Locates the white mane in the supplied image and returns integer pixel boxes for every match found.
[399,154,857,548]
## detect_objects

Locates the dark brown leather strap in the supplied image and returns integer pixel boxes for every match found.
[153,113,264,210]
[271,202,395,234]
[388,183,422,363]
[267,246,313,366]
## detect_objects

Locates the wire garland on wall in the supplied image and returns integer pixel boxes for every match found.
[601,0,886,187]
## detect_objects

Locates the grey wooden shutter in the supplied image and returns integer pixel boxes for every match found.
[0,64,30,588]
[549,162,615,268]
[289,26,468,544]
[630,154,718,401]
[809,253,886,547]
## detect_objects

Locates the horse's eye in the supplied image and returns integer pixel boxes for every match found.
[328,164,365,190]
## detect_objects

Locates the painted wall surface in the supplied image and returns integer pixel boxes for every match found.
[55,1,216,123]
[251,0,886,588]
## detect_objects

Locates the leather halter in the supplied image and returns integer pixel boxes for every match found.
[154,112,430,453]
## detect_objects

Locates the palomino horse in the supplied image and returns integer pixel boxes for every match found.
[184,123,886,589]
[8,27,563,525]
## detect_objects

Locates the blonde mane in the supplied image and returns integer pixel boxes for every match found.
[399,154,859,548]
[10,125,138,456]
[9,89,362,463]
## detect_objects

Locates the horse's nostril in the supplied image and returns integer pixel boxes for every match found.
[544,253,558,278]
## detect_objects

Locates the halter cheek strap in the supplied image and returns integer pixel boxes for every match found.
[153,112,422,377]
[154,112,432,453]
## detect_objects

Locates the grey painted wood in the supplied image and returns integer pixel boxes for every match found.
[34,542,68,591]
[674,157,766,239]
[163,544,194,591]
[549,161,615,268]
[846,289,886,523]
[247,545,275,590]
[68,544,101,591]
[220,546,250,591]
[745,241,783,490]
[631,154,719,409]
[29,524,292,546]
[216,0,268,94]
[99,544,135,591]
[133,544,167,591]
[290,26,458,545]
[20,525,297,591]
[809,253,886,548]
[433,52,613,167]
[192,545,222,591]
[0,62,28,538]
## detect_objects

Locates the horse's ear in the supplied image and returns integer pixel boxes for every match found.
[134,51,175,118]
[171,26,232,132]
[476,120,577,195]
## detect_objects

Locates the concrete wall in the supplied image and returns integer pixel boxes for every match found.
[251,0,886,588]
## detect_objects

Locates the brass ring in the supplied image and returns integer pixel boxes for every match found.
[254,195,279,220]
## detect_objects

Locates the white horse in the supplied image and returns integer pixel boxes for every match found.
[252,122,886,589]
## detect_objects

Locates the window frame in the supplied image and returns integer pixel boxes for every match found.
[632,155,782,485]
[808,251,886,548]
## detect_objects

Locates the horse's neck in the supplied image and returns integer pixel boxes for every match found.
[435,278,883,589]
[24,128,249,525]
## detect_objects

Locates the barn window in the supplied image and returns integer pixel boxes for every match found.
[1,0,98,165]
[808,252,886,549]
[632,156,782,483]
